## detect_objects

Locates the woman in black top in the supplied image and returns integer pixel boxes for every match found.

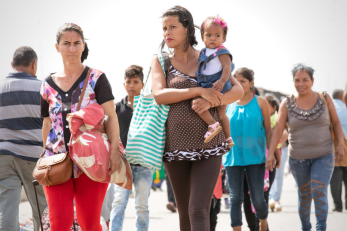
[40,23,120,231]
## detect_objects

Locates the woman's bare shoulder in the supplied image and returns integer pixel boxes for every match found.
[256,96,267,105]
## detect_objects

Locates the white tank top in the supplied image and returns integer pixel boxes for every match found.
[200,47,223,75]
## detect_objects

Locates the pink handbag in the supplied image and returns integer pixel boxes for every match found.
[66,71,133,190]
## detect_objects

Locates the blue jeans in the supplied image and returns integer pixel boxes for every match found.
[104,165,153,231]
[225,163,268,227]
[289,154,334,231]
[269,146,289,201]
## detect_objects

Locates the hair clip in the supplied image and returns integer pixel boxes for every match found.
[214,14,227,28]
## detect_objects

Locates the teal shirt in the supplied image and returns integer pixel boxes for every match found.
[222,96,266,166]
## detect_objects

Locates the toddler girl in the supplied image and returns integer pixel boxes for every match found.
[196,15,234,147]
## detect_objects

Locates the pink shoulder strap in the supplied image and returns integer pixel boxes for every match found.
[217,44,225,51]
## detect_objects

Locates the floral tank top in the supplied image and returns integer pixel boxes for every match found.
[40,66,114,178]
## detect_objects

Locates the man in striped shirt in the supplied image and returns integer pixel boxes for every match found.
[0,46,47,231]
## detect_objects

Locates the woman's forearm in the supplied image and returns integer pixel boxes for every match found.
[268,126,284,155]
[154,87,202,105]
[265,128,273,150]
[280,129,289,144]
[106,115,120,154]
[101,100,120,155]
[220,82,244,106]
[42,118,51,151]
[152,55,204,105]
[42,127,49,151]
[269,100,288,155]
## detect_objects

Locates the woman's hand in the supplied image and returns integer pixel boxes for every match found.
[192,98,211,114]
[335,144,345,164]
[266,153,276,172]
[200,88,223,107]
[109,150,122,175]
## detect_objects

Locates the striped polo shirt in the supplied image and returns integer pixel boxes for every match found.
[0,72,43,161]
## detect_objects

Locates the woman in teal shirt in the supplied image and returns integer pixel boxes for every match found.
[223,68,275,231]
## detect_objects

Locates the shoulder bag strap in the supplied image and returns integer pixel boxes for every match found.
[161,51,170,73]
[318,92,335,140]
[142,54,168,96]
[77,68,92,111]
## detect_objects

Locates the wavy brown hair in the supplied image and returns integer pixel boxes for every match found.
[160,6,198,52]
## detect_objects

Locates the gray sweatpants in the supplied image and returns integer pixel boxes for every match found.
[0,154,47,231]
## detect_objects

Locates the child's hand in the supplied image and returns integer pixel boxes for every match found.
[212,80,225,92]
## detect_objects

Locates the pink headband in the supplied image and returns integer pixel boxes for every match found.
[214,14,227,28]
[203,14,227,30]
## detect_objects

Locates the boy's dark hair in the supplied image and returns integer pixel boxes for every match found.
[200,16,228,41]
[12,46,37,67]
[124,65,144,82]
[161,5,198,52]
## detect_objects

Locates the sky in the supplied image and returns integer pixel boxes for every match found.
[1,0,346,102]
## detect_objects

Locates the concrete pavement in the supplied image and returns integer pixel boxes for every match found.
[19,173,346,230]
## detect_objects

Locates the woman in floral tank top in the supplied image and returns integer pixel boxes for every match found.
[40,23,120,231]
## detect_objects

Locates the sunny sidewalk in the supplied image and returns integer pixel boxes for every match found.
[19,173,346,230]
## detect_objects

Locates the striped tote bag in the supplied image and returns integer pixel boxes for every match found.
[125,53,170,171]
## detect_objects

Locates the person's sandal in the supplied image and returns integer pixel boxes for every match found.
[166,202,177,213]
[204,122,222,143]
[226,137,235,147]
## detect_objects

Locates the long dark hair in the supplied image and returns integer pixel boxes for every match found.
[56,23,89,63]
[160,6,198,52]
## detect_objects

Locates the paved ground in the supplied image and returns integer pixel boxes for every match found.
[20,173,346,230]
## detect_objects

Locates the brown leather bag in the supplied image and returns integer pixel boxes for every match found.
[33,152,73,186]
[33,69,91,186]
[319,92,347,166]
